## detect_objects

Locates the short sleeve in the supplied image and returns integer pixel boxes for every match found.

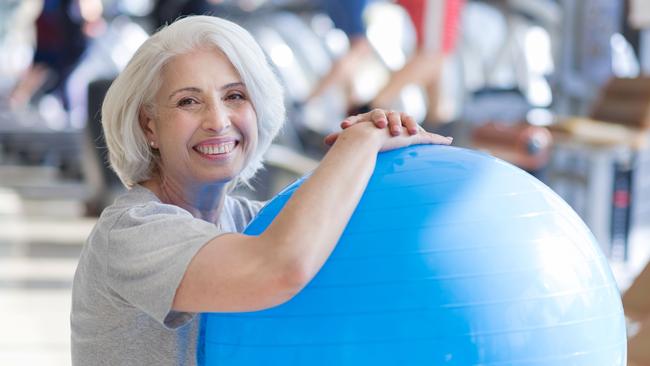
[105,202,221,329]
[219,195,266,233]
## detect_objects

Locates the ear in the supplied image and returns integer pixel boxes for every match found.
[139,105,157,143]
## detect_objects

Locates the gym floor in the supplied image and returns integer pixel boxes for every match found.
[0,188,94,365]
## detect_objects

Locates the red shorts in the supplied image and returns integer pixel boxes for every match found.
[397,0,465,54]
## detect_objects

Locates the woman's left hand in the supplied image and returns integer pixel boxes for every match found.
[340,108,420,136]
[326,108,429,146]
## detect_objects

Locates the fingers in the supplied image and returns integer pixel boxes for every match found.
[402,113,419,135]
[340,115,359,129]
[398,124,453,146]
[370,109,388,129]
[324,132,340,146]
[342,109,388,129]
[386,111,401,136]
[327,122,453,152]
[420,131,454,145]
[343,108,418,132]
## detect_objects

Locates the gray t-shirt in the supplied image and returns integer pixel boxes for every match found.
[71,185,263,365]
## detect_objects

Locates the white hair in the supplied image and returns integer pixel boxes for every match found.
[102,15,286,188]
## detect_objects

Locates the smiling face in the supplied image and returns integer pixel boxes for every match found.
[141,47,258,190]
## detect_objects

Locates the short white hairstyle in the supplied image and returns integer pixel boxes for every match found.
[102,15,286,188]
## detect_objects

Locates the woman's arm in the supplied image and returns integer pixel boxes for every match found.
[172,123,451,313]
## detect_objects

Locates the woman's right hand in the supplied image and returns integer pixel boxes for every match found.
[378,123,453,152]
[325,121,453,152]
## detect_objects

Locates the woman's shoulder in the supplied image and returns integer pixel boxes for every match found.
[99,185,192,227]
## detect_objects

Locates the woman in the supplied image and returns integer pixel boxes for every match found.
[70,15,452,365]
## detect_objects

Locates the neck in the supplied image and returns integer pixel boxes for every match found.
[141,174,227,223]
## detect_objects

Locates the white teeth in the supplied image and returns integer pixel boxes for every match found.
[196,142,235,155]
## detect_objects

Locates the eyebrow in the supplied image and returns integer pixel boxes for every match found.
[167,82,246,101]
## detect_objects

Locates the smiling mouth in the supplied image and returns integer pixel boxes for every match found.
[194,141,237,156]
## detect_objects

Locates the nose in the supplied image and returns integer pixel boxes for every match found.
[202,102,231,133]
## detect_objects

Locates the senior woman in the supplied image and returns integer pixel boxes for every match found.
[71,15,452,365]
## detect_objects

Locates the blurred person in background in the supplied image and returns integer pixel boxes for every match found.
[9,0,104,110]
[354,0,465,127]
[303,0,374,109]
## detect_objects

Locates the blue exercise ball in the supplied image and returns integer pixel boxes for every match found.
[201,145,626,365]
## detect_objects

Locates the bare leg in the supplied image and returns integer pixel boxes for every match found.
[423,62,443,125]
[9,64,49,109]
[371,50,443,109]
[305,37,373,104]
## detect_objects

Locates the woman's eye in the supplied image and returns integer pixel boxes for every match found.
[178,98,197,107]
[226,93,245,101]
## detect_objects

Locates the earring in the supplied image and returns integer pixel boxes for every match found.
[150,141,155,147]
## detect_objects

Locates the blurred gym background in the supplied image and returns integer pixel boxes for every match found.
[2,0,650,364]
